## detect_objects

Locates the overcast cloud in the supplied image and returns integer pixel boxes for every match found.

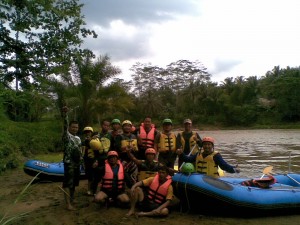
[81,0,300,83]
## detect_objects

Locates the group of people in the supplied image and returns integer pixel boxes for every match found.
[61,106,240,216]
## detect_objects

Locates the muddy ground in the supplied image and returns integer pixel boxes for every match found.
[1,168,300,225]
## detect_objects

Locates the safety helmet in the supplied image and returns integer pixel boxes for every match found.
[162,118,172,125]
[89,139,102,150]
[107,151,118,157]
[111,119,121,125]
[122,120,132,126]
[145,148,156,155]
[181,163,195,174]
[83,126,93,132]
[202,137,215,145]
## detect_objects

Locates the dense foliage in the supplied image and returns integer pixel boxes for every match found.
[0,0,299,172]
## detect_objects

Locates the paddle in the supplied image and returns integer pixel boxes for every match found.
[260,166,273,179]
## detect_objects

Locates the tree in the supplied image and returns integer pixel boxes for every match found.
[0,0,97,91]
[59,56,135,127]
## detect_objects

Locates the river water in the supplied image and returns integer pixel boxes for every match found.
[198,129,300,178]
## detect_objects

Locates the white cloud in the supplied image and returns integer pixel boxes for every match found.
[81,0,300,84]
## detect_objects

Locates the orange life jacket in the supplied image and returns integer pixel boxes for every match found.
[101,160,125,191]
[139,124,155,148]
[147,174,172,204]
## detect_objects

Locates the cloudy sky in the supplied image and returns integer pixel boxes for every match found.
[81,0,300,84]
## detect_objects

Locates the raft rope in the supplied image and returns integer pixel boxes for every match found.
[184,173,192,212]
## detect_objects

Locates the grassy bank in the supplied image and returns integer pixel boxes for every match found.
[0,106,62,173]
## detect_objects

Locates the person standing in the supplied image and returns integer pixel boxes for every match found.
[176,119,202,167]
[114,120,139,187]
[154,119,177,172]
[91,120,112,194]
[81,126,94,196]
[134,117,159,160]
[61,106,82,211]
[110,119,122,150]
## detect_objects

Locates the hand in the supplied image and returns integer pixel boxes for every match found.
[92,161,98,168]
[235,164,240,173]
[176,148,183,155]
[62,106,68,113]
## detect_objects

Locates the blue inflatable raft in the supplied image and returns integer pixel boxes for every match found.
[23,160,86,181]
[172,173,300,216]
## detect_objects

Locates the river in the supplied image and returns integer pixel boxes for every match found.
[198,129,300,178]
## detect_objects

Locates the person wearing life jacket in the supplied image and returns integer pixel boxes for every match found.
[90,120,112,194]
[177,136,240,178]
[94,151,130,206]
[81,126,94,196]
[126,165,173,217]
[127,147,164,181]
[109,118,122,150]
[133,117,158,160]
[154,119,177,170]
[176,119,202,167]
[241,175,276,189]
[115,120,139,188]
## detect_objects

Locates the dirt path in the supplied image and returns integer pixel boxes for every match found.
[1,169,300,225]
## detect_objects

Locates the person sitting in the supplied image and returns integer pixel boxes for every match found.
[94,151,129,207]
[127,147,163,181]
[177,136,240,178]
[126,165,173,217]
[241,175,276,189]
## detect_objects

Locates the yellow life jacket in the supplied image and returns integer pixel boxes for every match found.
[158,133,176,152]
[179,131,199,153]
[99,137,111,154]
[137,160,160,181]
[120,135,138,152]
[196,151,219,178]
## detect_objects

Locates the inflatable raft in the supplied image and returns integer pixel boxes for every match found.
[172,172,300,216]
[23,160,86,181]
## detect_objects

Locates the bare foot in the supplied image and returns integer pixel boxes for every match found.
[126,209,135,217]
[66,204,77,211]
[136,211,146,217]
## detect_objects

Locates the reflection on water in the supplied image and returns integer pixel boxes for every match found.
[199,129,300,178]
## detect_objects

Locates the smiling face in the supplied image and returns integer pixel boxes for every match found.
[122,123,132,133]
[162,123,172,133]
[202,141,214,154]
[101,121,110,133]
[184,122,192,132]
[143,117,152,130]
[69,122,79,135]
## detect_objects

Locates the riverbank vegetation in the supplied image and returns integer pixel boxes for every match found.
[1,0,299,173]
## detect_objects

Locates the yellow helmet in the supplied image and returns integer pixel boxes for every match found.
[122,120,132,126]
[83,126,93,132]
[89,139,102,150]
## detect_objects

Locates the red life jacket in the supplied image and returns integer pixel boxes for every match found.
[139,123,155,148]
[101,160,125,191]
[148,174,172,204]
[241,176,276,189]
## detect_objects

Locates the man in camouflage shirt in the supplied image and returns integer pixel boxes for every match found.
[62,106,82,211]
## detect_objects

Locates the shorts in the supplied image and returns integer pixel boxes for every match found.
[63,163,80,189]
[101,188,126,200]
[138,197,161,212]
